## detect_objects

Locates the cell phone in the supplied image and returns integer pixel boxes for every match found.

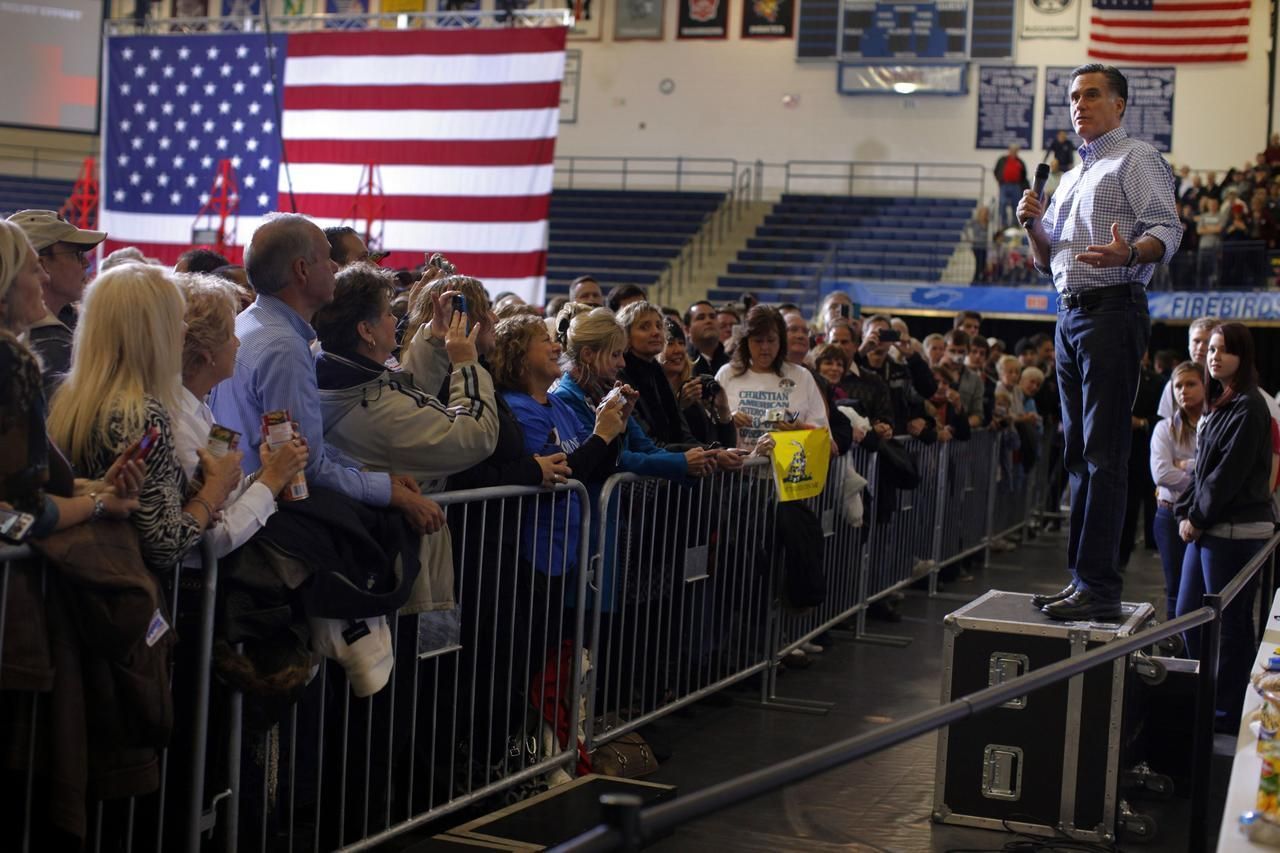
[134,426,161,462]
[599,386,625,409]
[852,303,862,319]
[451,293,469,334]
[878,329,901,343]
[840,304,851,319]
[0,506,37,543]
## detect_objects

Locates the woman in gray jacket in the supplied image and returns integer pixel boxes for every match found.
[313,262,500,614]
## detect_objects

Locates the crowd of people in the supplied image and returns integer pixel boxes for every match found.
[1,205,1277,845]
[973,134,1280,287]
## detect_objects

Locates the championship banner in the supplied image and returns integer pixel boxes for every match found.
[770,429,831,502]
[742,0,794,38]
[616,0,664,39]
[976,66,1036,149]
[678,0,729,38]
[1019,0,1080,39]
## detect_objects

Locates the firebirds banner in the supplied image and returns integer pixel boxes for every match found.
[742,0,795,38]
[677,0,729,38]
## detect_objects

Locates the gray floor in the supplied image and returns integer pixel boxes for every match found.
[636,526,1200,853]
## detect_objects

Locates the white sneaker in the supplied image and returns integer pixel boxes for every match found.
[800,641,824,654]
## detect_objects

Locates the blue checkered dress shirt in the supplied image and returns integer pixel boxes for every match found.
[1040,126,1183,293]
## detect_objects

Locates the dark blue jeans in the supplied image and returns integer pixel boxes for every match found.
[1152,505,1186,622]
[1055,286,1149,604]
[998,184,1022,230]
[1176,534,1266,725]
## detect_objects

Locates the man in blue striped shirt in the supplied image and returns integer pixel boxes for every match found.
[1018,64,1183,622]
[209,214,445,534]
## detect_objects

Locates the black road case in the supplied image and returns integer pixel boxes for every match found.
[932,590,1155,842]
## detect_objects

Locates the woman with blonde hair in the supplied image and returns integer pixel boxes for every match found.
[173,273,309,560]
[551,306,715,478]
[1149,360,1204,621]
[48,263,242,570]
[0,220,139,536]
[617,300,738,464]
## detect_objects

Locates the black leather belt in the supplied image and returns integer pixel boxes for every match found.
[1057,282,1146,311]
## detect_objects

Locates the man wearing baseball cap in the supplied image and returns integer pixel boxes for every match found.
[7,210,106,390]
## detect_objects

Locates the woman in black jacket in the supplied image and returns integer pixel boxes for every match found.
[616,300,746,470]
[1175,322,1277,728]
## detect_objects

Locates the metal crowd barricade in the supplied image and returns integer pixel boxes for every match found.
[771,442,875,662]
[585,460,777,750]
[989,427,1040,543]
[0,539,221,853]
[218,482,593,853]
[931,431,998,579]
[860,437,947,607]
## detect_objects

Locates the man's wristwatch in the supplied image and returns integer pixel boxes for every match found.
[1125,244,1139,267]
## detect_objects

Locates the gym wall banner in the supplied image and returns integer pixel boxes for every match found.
[1019,0,1080,39]
[742,0,794,39]
[616,0,664,40]
[678,0,729,38]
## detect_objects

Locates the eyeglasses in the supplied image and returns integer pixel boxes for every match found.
[40,248,89,263]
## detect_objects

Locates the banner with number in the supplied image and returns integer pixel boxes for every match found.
[770,429,831,502]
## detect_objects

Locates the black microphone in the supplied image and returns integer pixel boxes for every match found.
[1021,163,1051,229]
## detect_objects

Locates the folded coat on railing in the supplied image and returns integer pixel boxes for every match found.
[254,486,422,620]
[19,519,177,841]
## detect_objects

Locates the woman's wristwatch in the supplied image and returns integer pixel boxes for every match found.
[89,492,106,520]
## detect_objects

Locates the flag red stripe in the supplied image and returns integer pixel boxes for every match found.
[283,138,557,167]
[287,192,551,222]
[1150,1,1250,10]
[1090,32,1248,45]
[287,28,568,57]
[102,239,244,266]
[283,81,563,111]
[1086,47,1248,61]
[1090,15,1250,27]
[101,240,547,278]
[379,250,547,278]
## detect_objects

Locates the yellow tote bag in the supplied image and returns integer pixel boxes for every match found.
[769,429,831,502]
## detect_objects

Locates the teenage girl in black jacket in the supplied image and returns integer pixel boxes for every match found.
[1175,322,1278,729]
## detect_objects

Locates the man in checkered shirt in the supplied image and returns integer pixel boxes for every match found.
[1018,63,1183,623]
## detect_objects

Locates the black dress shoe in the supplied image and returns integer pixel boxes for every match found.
[1031,583,1077,608]
[1041,589,1122,623]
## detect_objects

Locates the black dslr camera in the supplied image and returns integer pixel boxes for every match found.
[696,374,722,401]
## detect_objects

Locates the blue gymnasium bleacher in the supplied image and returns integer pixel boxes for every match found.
[545,188,724,299]
[709,193,975,311]
[0,175,75,218]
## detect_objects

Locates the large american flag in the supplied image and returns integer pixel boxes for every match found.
[100,28,566,301]
[1088,0,1251,63]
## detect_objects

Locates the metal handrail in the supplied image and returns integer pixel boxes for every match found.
[550,530,1280,853]
[553,156,739,194]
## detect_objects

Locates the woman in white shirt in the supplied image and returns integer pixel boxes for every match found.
[173,273,308,561]
[715,305,828,452]
[1149,361,1203,621]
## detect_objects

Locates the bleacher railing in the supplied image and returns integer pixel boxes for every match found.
[3,426,1060,852]
[552,157,740,195]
